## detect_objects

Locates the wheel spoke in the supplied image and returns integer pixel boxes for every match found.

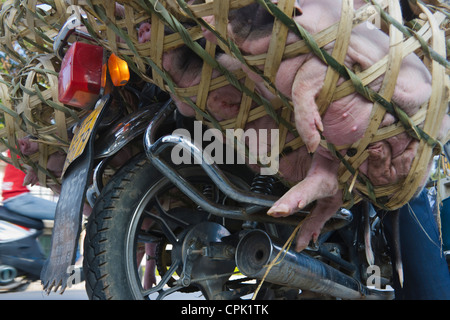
[153,196,191,228]
[137,230,162,243]
[141,260,181,298]
[143,209,179,244]
[84,154,254,300]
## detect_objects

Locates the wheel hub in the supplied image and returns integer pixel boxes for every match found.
[177,222,236,298]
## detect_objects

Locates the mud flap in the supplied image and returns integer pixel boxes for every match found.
[40,96,110,294]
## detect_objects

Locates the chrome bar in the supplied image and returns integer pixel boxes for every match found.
[142,101,353,229]
[143,101,278,208]
[53,15,93,60]
[149,134,277,207]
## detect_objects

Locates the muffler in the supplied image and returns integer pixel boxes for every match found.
[235,230,393,300]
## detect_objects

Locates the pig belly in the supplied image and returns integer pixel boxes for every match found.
[322,93,372,147]
[206,84,244,121]
[242,115,312,182]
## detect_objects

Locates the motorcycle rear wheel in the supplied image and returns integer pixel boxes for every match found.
[83,153,253,300]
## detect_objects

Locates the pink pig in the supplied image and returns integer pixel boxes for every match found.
[18,137,66,182]
[137,17,245,121]
[203,0,448,251]
[131,0,447,253]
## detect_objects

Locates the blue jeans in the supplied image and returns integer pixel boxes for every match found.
[3,193,57,220]
[383,189,450,300]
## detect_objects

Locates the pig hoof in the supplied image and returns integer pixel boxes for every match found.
[295,230,319,252]
[267,203,291,217]
[305,134,321,154]
[296,114,323,154]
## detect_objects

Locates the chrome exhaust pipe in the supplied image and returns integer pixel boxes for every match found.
[235,230,394,300]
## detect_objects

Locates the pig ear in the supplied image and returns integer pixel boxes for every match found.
[271,0,303,15]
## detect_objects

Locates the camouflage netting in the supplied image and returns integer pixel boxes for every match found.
[0,0,448,210]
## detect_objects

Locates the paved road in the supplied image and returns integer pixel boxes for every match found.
[0,281,204,300]
[0,282,88,300]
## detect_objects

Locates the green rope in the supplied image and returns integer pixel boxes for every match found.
[256,0,442,149]
[175,0,297,119]
[256,0,448,208]
[368,0,449,69]
[145,0,288,132]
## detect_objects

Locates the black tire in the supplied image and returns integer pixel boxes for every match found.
[83,154,154,300]
[83,153,253,300]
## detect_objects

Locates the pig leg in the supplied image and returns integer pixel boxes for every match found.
[291,57,326,153]
[268,148,340,216]
[138,218,157,289]
[267,149,342,251]
[23,167,39,186]
[201,15,219,44]
[295,193,343,252]
[366,141,396,186]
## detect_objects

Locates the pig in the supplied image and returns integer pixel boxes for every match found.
[201,0,448,251]
[208,0,432,152]
[137,16,245,121]
[18,137,40,155]
[16,136,94,218]
[18,136,66,184]
[134,10,265,289]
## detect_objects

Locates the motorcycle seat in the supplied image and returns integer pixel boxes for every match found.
[0,206,44,230]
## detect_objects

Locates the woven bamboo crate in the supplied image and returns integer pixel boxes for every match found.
[0,0,71,62]
[75,0,449,210]
[0,0,449,210]
[0,1,87,188]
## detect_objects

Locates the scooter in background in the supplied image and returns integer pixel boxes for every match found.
[0,205,48,292]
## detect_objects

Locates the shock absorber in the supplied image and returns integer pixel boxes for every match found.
[197,184,217,213]
[202,184,215,202]
[242,175,278,229]
[250,174,278,195]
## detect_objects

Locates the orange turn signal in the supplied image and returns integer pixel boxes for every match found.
[108,54,130,86]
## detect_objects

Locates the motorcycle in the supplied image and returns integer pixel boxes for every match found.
[39,14,437,300]
[0,205,48,292]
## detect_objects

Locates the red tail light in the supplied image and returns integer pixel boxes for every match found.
[58,42,104,108]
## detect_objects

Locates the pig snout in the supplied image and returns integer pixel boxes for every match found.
[138,22,152,44]
[18,137,39,156]
[144,243,157,289]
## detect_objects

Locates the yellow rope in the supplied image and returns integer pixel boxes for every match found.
[252,219,305,300]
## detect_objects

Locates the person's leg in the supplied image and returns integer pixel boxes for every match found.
[383,189,450,299]
[4,193,57,220]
